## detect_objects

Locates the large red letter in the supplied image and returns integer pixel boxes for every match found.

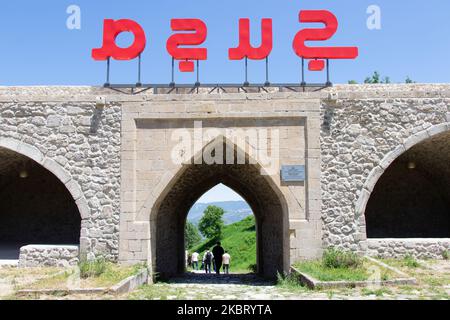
[293,10,358,71]
[166,19,207,72]
[229,18,273,60]
[92,19,146,61]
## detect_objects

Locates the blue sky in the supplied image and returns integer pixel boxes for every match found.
[1,1,449,202]
[196,184,245,203]
[1,0,449,85]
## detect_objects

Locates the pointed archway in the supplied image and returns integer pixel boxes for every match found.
[149,136,289,279]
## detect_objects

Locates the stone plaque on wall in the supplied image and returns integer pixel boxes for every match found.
[281,165,305,182]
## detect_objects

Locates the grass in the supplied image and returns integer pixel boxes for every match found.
[322,248,362,269]
[403,255,421,268]
[276,272,308,291]
[0,267,60,279]
[294,260,369,282]
[190,215,256,272]
[26,271,72,290]
[362,287,393,297]
[293,249,397,282]
[85,263,143,287]
[26,261,143,290]
[79,257,108,279]
[380,255,423,270]
[293,248,369,282]
[378,257,450,299]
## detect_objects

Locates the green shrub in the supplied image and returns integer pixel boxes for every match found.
[442,250,449,260]
[276,272,304,290]
[79,256,108,279]
[381,270,390,281]
[322,248,362,269]
[403,254,420,268]
[248,264,257,273]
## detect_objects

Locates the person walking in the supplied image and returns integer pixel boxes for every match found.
[191,251,199,270]
[212,242,225,275]
[187,252,192,268]
[203,250,213,274]
[222,251,231,274]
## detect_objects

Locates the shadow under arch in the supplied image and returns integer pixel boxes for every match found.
[356,123,450,242]
[149,135,289,279]
[0,138,89,256]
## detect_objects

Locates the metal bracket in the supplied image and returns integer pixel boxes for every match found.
[103,82,331,95]
[102,55,333,95]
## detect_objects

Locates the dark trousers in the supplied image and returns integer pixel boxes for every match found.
[192,261,198,270]
[223,264,229,274]
[205,262,211,273]
[215,260,223,274]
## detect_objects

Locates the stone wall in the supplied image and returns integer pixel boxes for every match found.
[19,245,79,268]
[119,93,323,274]
[366,239,450,259]
[1,85,449,268]
[0,87,122,261]
[320,84,450,253]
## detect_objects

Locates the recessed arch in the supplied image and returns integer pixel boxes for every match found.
[356,123,450,242]
[0,137,89,257]
[148,136,289,279]
[185,183,257,272]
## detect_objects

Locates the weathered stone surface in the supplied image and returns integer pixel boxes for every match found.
[0,84,448,269]
[365,239,450,259]
[320,85,450,255]
[0,96,121,262]
[19,245,80,268]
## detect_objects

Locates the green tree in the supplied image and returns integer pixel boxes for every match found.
[364,71,391,84]
[364,71,381,84]
[348,80,358,84]
[185,221,201,250]
[405,76,415,84]
[198,205,225,240]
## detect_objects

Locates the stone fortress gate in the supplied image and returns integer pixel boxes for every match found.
[0,84,448,278]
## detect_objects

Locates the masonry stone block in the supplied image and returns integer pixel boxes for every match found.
[1,85,449,270]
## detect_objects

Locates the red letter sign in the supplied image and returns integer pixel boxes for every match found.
[92,19,146,61]
[293,10,358,71]
[166,19,207,72]
[229,19,273,60]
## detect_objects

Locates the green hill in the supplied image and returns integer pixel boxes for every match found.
[190,215,256,272]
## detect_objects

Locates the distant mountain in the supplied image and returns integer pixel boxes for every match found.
[188,201,253,226]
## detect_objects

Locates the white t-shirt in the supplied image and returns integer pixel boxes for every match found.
[222,253,231,265]
[191,252,199,262]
